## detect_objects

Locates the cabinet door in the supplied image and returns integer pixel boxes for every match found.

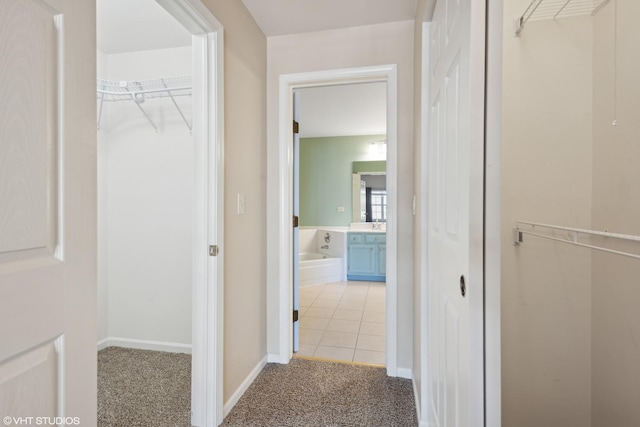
[348,244,377,275]
[378,244,386,275]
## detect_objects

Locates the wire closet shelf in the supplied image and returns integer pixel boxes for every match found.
[514,221,640,261]
[515,0,610,36]
[97,76,192,132]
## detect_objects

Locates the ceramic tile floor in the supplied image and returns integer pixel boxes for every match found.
[297,280,386,366]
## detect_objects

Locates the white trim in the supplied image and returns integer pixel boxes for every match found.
[99,337,192,354]
[270,65,400,376]
[396,367,412,380]
[485,0,503,425]
[223,355,268,417]
[54,335,65,420]
[156,0,223,33]
[267,353,283,363]
[97,337,109,351]
[413,374,434,427]
[155,2,224,426]
[419,20,432,427]
[412,376,421,424]
[54,12,65,262]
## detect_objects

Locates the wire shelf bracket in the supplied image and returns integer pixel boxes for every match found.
[97,76,192,133]
[514,221,640,261]
[515,0,610,36]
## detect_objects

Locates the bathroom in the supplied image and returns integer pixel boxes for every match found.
[294,83,388,365]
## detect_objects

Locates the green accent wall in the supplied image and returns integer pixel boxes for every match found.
[300,135,386,227]
[353,161,386,174]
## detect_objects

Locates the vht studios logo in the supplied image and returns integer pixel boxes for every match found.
[3,417,80,426]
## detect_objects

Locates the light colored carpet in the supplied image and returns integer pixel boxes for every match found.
[222,358,418,426]
[98,348,417,426]
[98,347,191,427]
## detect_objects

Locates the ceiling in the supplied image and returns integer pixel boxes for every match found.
[241,0,418,37]
[96,1,391,137]
[97,0,191,54]
[297,83,386,138]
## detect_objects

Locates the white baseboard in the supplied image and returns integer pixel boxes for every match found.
[97,337,110,351]
[97,337,192,354]
[413,375,422,423]
[396,367,412,379]
[412,374,434,427]
[267,353,288,364]
[223,355,268,417]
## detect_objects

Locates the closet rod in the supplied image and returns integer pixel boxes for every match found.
[515,0,610,36]
[514,221,640,260]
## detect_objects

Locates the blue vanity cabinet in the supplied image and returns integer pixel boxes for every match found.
[347,232,386,281]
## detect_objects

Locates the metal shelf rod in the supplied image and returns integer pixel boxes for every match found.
[97,86,192,96]
[517,221,640,242]
[514,229,640,261]
[515,0,610,36]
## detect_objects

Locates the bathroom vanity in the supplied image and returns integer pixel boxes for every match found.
[346,231,386,282]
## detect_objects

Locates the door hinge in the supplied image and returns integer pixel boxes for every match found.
[293,215,299,228]
[209,245,219,256]
[293,120,299,134]
[293,310,299,322]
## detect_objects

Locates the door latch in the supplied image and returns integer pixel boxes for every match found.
[209,245,219,256]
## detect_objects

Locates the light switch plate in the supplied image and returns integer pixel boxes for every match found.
[337,207,345,212]
[237,193,245,215]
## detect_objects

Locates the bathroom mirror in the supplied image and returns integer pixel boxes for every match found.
[352,172,387,223]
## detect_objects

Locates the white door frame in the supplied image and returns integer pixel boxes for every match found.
[484,0,503,424]
[419,21,432,426]
[270,65,401,376]
[156,1,224,425]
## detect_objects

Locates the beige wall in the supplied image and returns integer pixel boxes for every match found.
[266,20,415,369]
[592,1,640,425]
[200,0,268,404]
[501,3,594,425]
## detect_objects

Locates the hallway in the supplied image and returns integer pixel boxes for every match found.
[221,358,416,426]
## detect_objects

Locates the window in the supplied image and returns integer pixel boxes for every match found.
[370,190,387,222]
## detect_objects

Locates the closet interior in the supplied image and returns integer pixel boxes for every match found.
[502,0,640,426]
[96,0,194,359]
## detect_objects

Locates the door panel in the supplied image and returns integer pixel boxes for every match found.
[0,340,59,418]
[0,0,59,263]
[0,0,65,417]
[427,0,485,425]
[444,53,460,237]
[378,245,386,275]
[0,0,96,422]
[348,245,376,275]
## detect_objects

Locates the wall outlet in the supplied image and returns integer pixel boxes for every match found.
[337,207,345,212]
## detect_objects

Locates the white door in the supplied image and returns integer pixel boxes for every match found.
[292,91,301,352]
[360,180,367,222]
[0,0,96,424]
[427,0,486,426]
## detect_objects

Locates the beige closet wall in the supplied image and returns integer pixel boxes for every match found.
[200,0,268,404]
[592,1,640,425]
[501,2,594,425]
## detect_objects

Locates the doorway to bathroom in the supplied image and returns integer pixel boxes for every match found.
[293,83,388,366]
[268,64,401,376]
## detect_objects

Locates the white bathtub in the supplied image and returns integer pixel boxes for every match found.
[299,252,343,286]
